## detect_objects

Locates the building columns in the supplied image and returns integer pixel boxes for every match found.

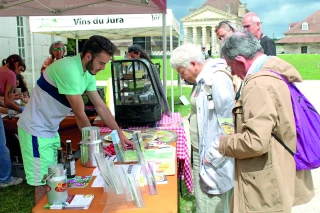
[211,26,216,54]
[192,26,197,44]
[183,27,188,44]
[202,26,207,47]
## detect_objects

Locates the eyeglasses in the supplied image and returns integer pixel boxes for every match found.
[53,48,64,51]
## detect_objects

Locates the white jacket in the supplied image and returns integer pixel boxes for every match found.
[196,58,235,194]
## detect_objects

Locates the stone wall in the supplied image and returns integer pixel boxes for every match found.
[281,43,320,54]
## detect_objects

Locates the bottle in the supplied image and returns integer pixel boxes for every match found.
[57,147,65,167]
[65,140,76,178]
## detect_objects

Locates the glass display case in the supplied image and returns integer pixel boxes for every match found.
[111,59,167,126]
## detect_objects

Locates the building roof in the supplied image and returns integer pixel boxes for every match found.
[289,22,299,29]
[284,10,320,34]
[276,36,320,44]
[200,0,242,16]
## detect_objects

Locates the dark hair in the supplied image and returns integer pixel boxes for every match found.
[81,35,117,59]
[49,41,66,59]
[2,54,25,71]
[215,21,236,33]
[128,44,153,64]
[17,74,29,95]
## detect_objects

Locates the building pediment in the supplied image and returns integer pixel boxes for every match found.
[181,5,237,22]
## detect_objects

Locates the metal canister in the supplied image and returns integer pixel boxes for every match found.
[46,164,68,204]
[82,126,100,142]
[80,139,104,167]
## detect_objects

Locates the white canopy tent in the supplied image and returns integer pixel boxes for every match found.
[0,0,182,112]
[28,9,180,111]
[29,10,180,40]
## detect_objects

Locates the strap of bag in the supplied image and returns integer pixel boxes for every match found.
[268,70,294,156]
[271,133,294,156]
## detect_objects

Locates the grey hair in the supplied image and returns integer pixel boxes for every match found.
[215,20,237,33]
[221,31,264,61]
[49,41,66,57]
[170,43,205,69]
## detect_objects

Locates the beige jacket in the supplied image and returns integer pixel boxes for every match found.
[219,56,314,213]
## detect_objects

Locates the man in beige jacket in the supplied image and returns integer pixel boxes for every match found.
[219,31,314,213]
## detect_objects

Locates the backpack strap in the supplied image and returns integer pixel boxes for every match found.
[268,70,295,156]
[271,132,294,156]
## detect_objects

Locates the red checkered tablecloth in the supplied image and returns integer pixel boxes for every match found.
[156,112,183,126]
[99,113,193,193]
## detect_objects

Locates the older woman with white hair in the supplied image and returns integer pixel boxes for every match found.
[170,43,235,213]
[40,40,66,73]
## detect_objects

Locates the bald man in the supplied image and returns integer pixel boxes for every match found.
[242,12,276,56]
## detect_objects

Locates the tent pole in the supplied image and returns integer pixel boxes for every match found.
[170,25,174,112]
[76,37,79,54]
[162,11,167,98]
[178,36,182,97]
[31,33,35,88]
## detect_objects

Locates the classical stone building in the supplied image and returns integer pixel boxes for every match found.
[277,10,320,54]
[181,0,246,55]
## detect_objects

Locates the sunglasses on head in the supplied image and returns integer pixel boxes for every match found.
[53,47,64,51]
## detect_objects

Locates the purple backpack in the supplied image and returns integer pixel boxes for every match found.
[270,71,320,170]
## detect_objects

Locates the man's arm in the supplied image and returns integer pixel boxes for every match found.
[219,84,277,159]
[65,95,91,130]
[86,90,134,148]
[261,37,277,56]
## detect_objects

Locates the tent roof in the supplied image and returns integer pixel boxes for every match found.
[29,9,180,39]
[0,0,166,16]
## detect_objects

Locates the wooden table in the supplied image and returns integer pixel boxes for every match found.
[3,115,96,152]
[32,144,178,213]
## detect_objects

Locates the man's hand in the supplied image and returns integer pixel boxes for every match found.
[118,130,134,150]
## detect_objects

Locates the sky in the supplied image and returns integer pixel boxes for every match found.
[167,0,320,39]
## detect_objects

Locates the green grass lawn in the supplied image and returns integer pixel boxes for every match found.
[96,54,320,81]
[0,182,34,213]
[278,54,320,80]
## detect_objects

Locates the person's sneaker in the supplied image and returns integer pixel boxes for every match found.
[0,177,23,188]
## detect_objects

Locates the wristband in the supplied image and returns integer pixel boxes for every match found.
[20,106,25,113]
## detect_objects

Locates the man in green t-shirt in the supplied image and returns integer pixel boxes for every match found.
[18,35,133,204]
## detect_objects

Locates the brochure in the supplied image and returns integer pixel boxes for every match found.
[154,172,168,184]
[44,194,94,210]
[218,118,234,135]
[67,176,92,188]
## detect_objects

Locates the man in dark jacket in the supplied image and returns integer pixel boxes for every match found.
[242,12,277,56]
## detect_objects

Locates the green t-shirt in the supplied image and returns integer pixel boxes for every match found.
[46,54,96,95]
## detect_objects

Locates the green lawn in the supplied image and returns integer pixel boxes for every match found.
[278,54,320,80]
[0,182,34,213]
[96,54,320,81]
